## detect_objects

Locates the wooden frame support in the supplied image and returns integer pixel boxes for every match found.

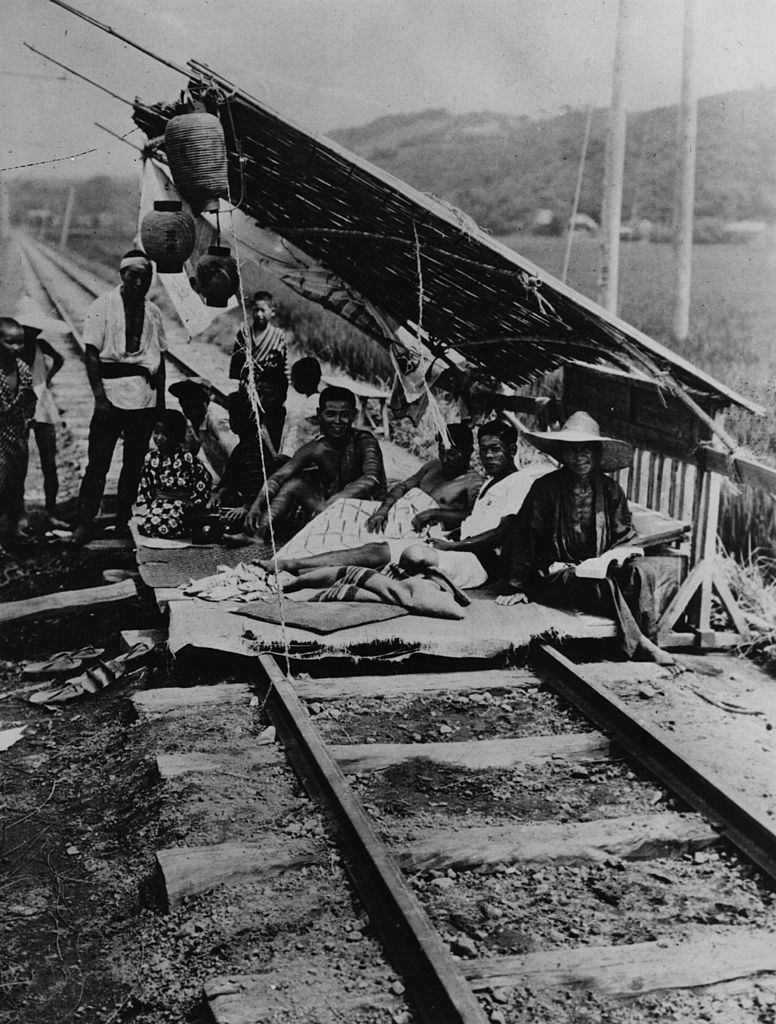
[657,430,749,649]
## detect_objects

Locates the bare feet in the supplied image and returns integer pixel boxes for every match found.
[256,556,297,574]
[633,635,685,673]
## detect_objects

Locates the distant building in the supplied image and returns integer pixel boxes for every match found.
[722,220,767,243]
[572,213,598,234]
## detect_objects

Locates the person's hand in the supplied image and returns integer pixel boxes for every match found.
[222,506,247,524]
[245,503,262,534]
[427,538,457,551]
[412,510,438,531]
[496,592,528,606]
[207,493,220,511]
[365,507,389,533]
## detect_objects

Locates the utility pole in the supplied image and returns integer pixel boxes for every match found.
[597,0,632,315]
[0,174,10,243]
[59,184,76,251]
[672,0,697,343]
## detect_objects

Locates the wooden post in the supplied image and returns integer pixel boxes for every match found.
[59,184,76,252]
[597,0,632,314]
[672,0,697,343]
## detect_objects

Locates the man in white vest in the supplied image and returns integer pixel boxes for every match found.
[73,250,167,544]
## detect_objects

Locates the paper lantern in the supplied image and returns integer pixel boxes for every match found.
[164,112,228,213]
[140,201,196,274]
[195,245,239,307]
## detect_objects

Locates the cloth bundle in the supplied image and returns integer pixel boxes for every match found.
[183,562,280,602]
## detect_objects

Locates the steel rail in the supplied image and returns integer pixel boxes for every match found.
[533,644,776,885]
[257,653,491,1024]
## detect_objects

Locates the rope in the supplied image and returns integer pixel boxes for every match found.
[413,221,450,445]
[222,94,294,687]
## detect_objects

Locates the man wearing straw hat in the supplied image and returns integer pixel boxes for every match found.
[498,411,683,667]
[73,250,167,544]
[15,297,68,527]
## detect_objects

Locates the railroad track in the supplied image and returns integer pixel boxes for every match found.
[236,651,776,1024]
[19,234,776,1022]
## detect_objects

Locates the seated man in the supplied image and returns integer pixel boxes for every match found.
[208,390,266,530]
[496,411,684,667]
[365,422,481,534]
[278,421,482,559]
[263,419,548,589]
[245,385,386,540]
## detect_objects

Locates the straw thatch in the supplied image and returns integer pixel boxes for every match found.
[133,65,759,415]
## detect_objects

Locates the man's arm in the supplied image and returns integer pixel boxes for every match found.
[365,462,429,533]
[248,441,316,513]
[325,433,385,505]
[431,518,507,554]
[83,346,109,411]
[37,338,64,385]
[154,355,166,411]
[412,474,480,531]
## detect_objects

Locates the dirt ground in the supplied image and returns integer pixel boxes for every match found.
[0,541,413,1024]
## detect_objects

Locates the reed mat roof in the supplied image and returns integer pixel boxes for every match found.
[133,63,759,415]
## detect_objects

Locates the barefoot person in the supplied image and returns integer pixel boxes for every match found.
[263,420,547,589]
[0,318,36,541]
[364,422,481,535]
[277,421,482,560]
[15,298,67,527]
[245,385,386,540]
[497,411,682,666]
[73,250,167,543]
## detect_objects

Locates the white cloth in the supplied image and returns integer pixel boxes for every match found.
[29,343,58,425]
[281,388,319,456]
[388,465,553,590]
[82,286,167,410]
[460,464,552,540]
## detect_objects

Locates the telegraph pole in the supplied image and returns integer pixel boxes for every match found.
[0,174,10,243]
[597,0,632,315]
[59,184,76,251]
[672,0,697,343]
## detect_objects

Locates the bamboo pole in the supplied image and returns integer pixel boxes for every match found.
[562,106,593,284]
[672,0,697,343]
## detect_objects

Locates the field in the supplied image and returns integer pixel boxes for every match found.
[67,229,776,561]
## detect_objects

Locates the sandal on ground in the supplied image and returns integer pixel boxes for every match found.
[22,645,106,680]
[26,641,154,705]
[27,666,149,706]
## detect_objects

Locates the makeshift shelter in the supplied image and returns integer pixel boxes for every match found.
[131,62,768,650]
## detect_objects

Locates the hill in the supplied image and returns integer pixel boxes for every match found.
[332,89,776,235]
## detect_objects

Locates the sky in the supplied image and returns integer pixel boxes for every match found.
[1,0,775,180]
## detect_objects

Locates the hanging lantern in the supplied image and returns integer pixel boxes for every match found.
[195,245,239,307]
[140,201,196,274]
[164,112,228,213]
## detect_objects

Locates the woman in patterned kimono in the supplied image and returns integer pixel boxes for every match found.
[136,410,211,539]
[0,318,36,540]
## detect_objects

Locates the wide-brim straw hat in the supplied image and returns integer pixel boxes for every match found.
[13,296,69,335]
[523,410,633,472]
[168,376,214,399]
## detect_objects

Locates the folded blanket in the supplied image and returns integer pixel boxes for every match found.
[310,564,465,620]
